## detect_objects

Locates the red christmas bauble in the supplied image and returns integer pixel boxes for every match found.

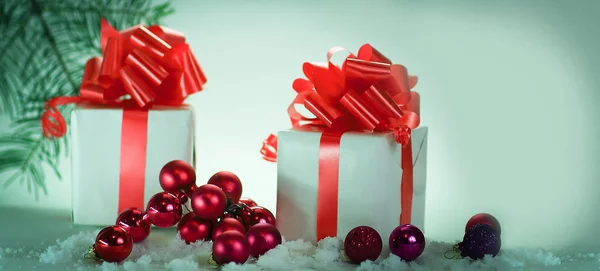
[159,160,197,193]
[212,231,250,265]
[94,226,133,263]
[465,213,501,235]
[239,197,257,207]
[224,203,253,229]
[115,208,151,243]
[177,212,214,244]
[207,171,243,203]
[191,184,227,220]
[250,206,276,226]
[344,226,383,263]
[146,192,183,228]
[247,223,282,258]
[212,217,246,241]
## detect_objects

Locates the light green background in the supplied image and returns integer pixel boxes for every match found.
[1,0,599,250]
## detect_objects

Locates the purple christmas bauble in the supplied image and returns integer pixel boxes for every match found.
[459,224,501,260]
[388,224,425,261]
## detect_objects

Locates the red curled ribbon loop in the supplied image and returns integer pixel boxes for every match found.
[260,134,278,162]
[260,44,421,162]
[41,18,207,138]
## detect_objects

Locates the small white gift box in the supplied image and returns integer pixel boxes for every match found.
[276,126,428,256]
[70,105,195,225]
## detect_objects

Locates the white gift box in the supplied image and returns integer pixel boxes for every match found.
[276,127,428,256]
[70,105,195,225]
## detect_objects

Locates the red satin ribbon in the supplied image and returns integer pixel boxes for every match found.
[260,44,421,240]
[317,130,343,240]
[118,109,149,213]
[40,18,206,214]
[400,137,414,226]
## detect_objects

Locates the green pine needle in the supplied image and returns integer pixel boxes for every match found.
[0,0,175,199]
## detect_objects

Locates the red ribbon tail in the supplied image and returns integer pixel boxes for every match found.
[41,96,92,138]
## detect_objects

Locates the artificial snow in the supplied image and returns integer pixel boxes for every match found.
[18,231,574,270]
[0,230,588,270]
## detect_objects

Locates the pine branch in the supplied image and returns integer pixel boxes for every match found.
[35,1,79,96]
[0,0,174,199]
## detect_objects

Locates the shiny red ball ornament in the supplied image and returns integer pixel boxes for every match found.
[94,226,133,263]
[389,224,425,262]
[250,206,276,226]
[115,208,151,243]
[212,231,250,265]
[207,171,243,203]
[224,203,253,229]
[344,226,383,263]
[191,184,227,220]
[177,212,214,244]
[159,160,197,194]
[212,217,246,240]
[247,223,282,258]
[146,192,183,228]
[465,213,501,235]
[239,197,257,207]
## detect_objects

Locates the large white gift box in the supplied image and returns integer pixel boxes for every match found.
[276,126,428,256]
[70,105,195,225]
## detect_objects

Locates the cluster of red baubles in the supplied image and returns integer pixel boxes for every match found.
[90,160,282,265]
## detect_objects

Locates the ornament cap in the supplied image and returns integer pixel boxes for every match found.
[226,202,246,213]
[340,250,351,262]
[207,253,219,266]
[83,245,102,262]
[443,243,462,259]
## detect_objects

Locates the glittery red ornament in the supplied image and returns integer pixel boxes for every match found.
[224,203,253,229]
[250,206,275,226]
[177,212,214,244]
[212,217,246,240]
[247,223,282,258]
[115,208,151,243]
[459,224,501,260]
[94,226,133,263]
[159,160,197,193]
[146,192,183,228]
[239,197,257,207]
[212,231,250,265]
[207,171,243,203]
[344,226,383,263]
[465,213,501,235]
[458,224,502,260]
[191,184,227,220]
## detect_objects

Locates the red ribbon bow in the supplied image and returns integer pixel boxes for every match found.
[41,18,206,138]
[260,44,420,161]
